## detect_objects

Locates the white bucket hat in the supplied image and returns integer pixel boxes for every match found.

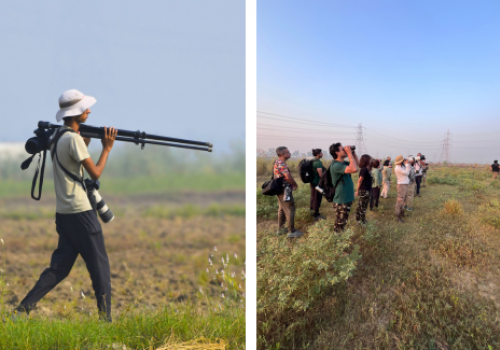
[55,89,96,122]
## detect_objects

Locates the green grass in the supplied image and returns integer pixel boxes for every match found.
[0,303,244,349]
[257,165,500,349]
[143,203,245,219]
[0,172,244,199]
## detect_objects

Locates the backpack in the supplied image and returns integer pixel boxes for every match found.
[316,162,344,203]
[298,159,314,183]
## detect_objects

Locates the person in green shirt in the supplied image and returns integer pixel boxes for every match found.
[310,148,326,220]
[329,142,359,233]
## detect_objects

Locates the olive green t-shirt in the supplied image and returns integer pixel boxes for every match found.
[49,126,93,214]
[311,158,325,186]
[330,160,355,204]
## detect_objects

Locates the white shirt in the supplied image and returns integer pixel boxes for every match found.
[395,165,410,185]
[414,161,423,176]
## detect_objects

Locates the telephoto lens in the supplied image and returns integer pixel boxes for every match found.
[284,185,292,202]
[93,189,114,223]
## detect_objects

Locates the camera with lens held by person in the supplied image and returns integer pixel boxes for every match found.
[283,183,293,202]
[84,179,114,223]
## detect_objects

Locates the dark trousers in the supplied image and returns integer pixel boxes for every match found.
[309,183,323,216]
[370,187,380,210]
[19,210,112,320]
[415,176,422,195]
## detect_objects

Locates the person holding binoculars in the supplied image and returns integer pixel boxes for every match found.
[14,89,117,322]
[329,143,359,233]
[394,155,411,223]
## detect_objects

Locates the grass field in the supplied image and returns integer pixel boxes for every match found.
[0,184,245,349]
[257,159,500,349]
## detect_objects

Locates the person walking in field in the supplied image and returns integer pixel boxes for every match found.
[491,160,499,180]
[14,89,117,321]
[273,146,303,238]
[404,156,416,212]
[310,148,326,220]
[394,155,410,223]
[381,160,392,198]
[329,143,359,233]
[370,159,382,210]
[355,154,373,224]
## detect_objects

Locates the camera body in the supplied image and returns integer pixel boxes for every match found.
[84,179,114,223]
[25,126,55,155]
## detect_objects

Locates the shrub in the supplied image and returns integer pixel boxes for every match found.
[479,199,500,229]
[442,199,463,217]
[257,221,361,348]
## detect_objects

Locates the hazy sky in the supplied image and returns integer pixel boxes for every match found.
[0,0,244,153]
[258,0,500,164]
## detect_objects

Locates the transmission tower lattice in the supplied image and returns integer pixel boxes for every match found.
[355,123,368,155]
[439,129,452,163]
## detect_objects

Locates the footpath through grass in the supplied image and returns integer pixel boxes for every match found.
[257,166,500,349]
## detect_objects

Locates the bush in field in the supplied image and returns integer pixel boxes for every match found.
[257,221,361,349]
[460,178,487,193]
[442,199,463,217]
[479,198,500,229]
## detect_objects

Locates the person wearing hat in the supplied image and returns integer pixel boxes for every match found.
[14,89,118,322]
[491,160,500,180]
[394,155,410,223]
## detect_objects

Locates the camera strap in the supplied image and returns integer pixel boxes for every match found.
[49,128,87,192]
[30,149,48,200]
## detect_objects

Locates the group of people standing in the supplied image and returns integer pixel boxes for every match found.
[272,144,429,238]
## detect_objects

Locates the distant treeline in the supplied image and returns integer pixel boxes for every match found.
[0,141,244,181]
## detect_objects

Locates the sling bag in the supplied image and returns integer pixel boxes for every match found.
[261,161,285,196]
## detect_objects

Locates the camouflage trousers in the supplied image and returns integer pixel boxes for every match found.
[332,201,353,233]
[355,190,371,223]
[395,184,409,216]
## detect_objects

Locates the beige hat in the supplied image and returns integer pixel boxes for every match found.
[395,155,404,165]
[55,89,96,122]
